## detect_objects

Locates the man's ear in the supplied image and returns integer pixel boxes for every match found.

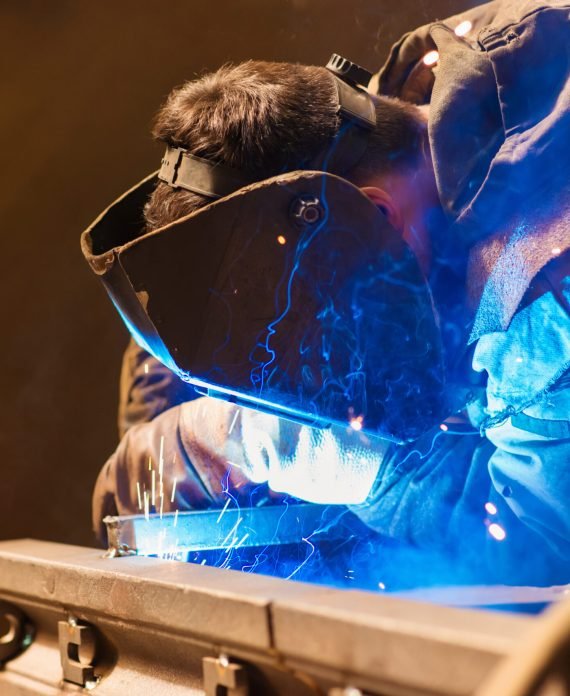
[360,186,403,231]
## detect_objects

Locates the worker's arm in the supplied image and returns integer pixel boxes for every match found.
[92,398,263,545]
[118,338,198,437]
[92,395,387,544]
[475,263,570,560]
[350,427,494,552]
[371,0,500,102]
[485,381,570,558]
[351,266,570,584]
[349,416,570,585]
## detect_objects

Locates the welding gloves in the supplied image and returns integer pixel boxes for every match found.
[177,397,388,505]
[92,395,387,544]
[93,398,257,543]
[237,405,388,504]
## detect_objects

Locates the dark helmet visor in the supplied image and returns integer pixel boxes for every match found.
[81,170,446,443]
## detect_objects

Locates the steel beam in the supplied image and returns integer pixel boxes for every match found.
[0,539,537,695]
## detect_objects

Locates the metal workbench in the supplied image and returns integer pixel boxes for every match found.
[0,538,555,695]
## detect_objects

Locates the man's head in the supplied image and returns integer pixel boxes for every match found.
[82,59,448,443]
[144,61,439,268]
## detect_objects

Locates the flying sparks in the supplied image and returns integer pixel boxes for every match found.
[286,537,316,580]
[349,416,363,431]
[159,436,164,479]
[423,50,439,67]
[228,408,240,435]
[488,523,507,541]
[216,498,231,524]
[454,20,472,36]
[234,532,250,550]
[221,517,243,548]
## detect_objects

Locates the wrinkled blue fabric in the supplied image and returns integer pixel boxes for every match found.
[351,276,570,583]
[474,276,570,421]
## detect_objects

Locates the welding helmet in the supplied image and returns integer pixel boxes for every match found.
[81,56,446,443]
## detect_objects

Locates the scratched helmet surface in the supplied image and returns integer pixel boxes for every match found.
[82,169,446,442]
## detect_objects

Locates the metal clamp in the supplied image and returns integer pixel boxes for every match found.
[58,616,98,687]
[0,600,34,664]
[203,655,249,696]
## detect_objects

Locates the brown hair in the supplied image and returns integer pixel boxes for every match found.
[144,61,424,231]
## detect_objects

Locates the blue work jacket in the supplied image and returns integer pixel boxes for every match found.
[355,0,570,583]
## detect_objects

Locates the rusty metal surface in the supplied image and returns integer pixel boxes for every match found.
[0,538,537,695]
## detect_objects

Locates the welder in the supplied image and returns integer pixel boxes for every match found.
[83,0,570,585]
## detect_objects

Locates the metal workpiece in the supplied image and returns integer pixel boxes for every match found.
[0,538,544,696]
[104,504,339,557]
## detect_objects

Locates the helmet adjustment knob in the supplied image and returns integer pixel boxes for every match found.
[290,195,324,226]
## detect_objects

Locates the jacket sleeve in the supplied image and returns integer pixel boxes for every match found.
[349,419,570,585]
[349,428,495,552]
[350,265,570,584]
[370,1,501,102]
[92,398,268,546]
[93,395,386,545]
[485,379,570,559]
[118,338,198,437]
[93,404,212,545]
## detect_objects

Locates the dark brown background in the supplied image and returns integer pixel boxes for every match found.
[0,0,480,547]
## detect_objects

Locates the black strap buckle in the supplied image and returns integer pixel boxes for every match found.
[326,54,373,89]
[158,146,253,199]
[159,147,185,187]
